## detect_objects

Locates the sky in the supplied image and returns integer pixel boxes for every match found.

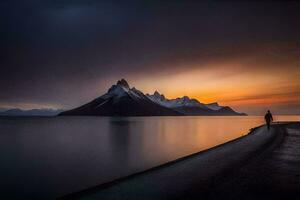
[0,0,300,115]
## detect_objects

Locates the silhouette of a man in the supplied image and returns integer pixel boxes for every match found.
[264,110,273,130]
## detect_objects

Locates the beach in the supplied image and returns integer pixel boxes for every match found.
[63,122,300,200]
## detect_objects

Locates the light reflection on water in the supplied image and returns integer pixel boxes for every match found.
[0,115,299,199]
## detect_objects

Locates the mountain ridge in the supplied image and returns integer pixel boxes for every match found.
[59,79,247,116]
[0,108,64,116]
[59,79,181,116]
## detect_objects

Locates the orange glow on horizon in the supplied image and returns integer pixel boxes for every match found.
[130,61,300,114]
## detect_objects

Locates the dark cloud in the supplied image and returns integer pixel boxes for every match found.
[0,0,300,111]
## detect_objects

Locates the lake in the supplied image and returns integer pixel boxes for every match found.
[0,115,299,199]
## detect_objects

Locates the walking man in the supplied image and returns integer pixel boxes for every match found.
[264,110,273,130]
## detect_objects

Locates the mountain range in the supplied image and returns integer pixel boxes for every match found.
[59,79,246,116]
[0,108,64,116]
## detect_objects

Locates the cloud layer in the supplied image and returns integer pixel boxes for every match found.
[1,1,299,114]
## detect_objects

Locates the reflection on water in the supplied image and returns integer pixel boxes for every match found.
[0,115,299,199]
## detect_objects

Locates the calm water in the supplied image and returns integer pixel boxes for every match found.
[0,115,299,199]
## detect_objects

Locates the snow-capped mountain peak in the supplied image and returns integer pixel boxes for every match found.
[107,83,129,98]
[152,91,166,100]
[105,79,146,100]
[116,79,130,89]
[60,79,181,116]
[147,92,206,108]
[129,87,146,99]
[106,81,225,111]
[59,79,246,116]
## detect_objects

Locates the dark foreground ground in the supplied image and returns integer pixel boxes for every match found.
[62,122,300,200]
[213,122,300,200]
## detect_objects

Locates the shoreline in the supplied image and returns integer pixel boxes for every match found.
[61,122,298,199]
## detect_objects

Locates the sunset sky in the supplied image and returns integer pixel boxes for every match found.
[1,1,299,115]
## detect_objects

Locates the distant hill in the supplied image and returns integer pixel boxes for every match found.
[60,79,246,116]
[0,108,64,116]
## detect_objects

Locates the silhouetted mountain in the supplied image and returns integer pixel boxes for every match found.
[147,91,246,116]
[214,106,247,116]
[0,108,64,116]
[147,91,208,109]
[59,79,181,116]
[60,79,246,116]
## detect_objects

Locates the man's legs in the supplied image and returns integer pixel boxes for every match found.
[267,122,270,130]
